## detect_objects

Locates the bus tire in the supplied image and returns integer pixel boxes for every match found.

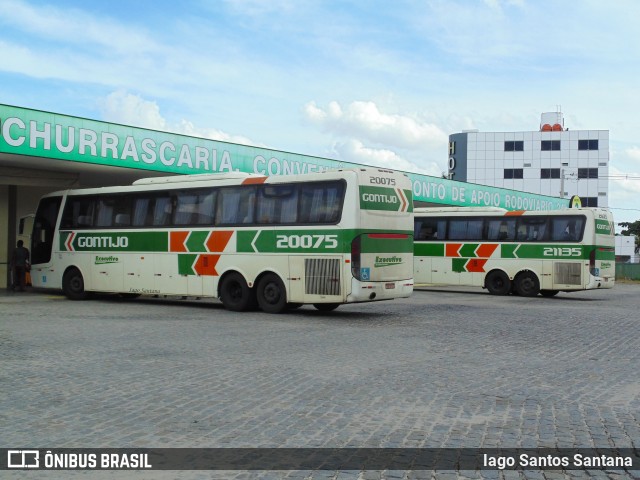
[514,271,540,297]
[540,289,559,297]
[256,273,287,314]
[485,270,511,295]
[313,303,340,312]
[62,267,89,300]
[219,272,254,312]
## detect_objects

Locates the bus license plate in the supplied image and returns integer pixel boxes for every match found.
[385,283,395,289]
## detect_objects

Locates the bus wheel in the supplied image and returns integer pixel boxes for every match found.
[63,267,89,300]
[313,303,340,312]
[219,272,254,312]
[485,270,511,295]
[514,271,540,297]
[256,273,287,314]
[540,289,559,297]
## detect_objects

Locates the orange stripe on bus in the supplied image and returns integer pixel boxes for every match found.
[170,231,189,252]
[446,243,461,257]
[206,230,234,253]
[505,210,525,216]
[242,177,268,185]
[475,243,498,258]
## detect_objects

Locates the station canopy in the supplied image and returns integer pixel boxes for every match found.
[0,104,567,211]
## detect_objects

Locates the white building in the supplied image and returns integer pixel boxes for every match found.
[615,235,638,263]
[448,112,609,207]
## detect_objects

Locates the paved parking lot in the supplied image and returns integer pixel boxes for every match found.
[1,285,639,479]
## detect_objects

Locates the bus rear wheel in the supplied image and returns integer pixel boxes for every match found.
[485,270,511,295]
[219,272,255,312]
[62,267,89,300]
[256,273,287,314]
[514,271,540,297]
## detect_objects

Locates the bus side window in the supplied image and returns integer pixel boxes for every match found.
[517,217,548,241]
[216,187,256,225]
[415,218,441,241]
[257,185,298,225]
[61,197,95,229]
[153,197,172,226]
[550,216,585,241]
[487,218,515,241]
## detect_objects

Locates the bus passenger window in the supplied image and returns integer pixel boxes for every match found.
[216,187,256,225]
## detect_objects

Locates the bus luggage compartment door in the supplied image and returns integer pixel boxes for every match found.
[290,256,343,303]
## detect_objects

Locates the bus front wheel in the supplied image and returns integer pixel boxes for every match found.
[62,267,89,300]
[219,272,255,312]
[256,273,287,314]
[514,271,540,297]
[485,270,511,295]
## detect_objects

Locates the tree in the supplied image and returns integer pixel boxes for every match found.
[618,220,640,250]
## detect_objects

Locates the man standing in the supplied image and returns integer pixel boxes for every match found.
[10,240,30,292]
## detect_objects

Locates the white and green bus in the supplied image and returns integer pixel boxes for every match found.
[413,207,615,296]
[29,168,414,313]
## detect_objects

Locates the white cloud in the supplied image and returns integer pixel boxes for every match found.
[331,139,443,177]
[625,146,640,162]
[100,91,167,130]
[99,90,260,147]
[175,120,262,147]
[304,100,448,151]
[0,0,158,54]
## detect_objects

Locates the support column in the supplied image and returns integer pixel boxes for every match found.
[1,186,17,289]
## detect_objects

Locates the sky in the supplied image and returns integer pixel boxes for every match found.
[1,0,640,226]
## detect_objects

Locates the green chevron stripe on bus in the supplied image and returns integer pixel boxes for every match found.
[458,243,479,258]
[452,258,467,273]
[359,186,412,212]
[414,243,445,257]
[184,230,209,252]
[60,231,169,252]
[178,254,198,275]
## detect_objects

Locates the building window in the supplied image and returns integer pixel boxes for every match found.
[541,140,561,151]
[578,168,598,179]
[504,168,523,179]
[581,197,599,207]
[541,168,561,179]
[578,139,599,150]
[504,141,524,152]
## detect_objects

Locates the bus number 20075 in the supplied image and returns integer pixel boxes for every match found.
[276,234,339,249]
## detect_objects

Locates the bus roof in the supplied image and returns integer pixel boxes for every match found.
[132,172,263,185]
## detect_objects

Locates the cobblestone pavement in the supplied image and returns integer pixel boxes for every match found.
[1,284,638,480]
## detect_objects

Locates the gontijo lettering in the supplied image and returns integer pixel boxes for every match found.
[78,236,129,248]
[362,193,398,204]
